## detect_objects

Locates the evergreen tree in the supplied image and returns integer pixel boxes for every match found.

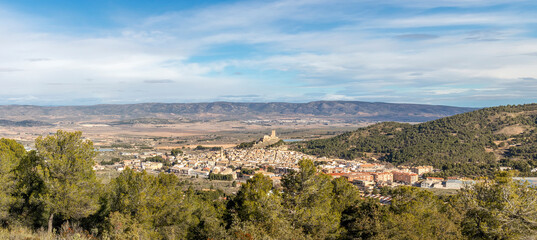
[229,173,297,239]
[0,138,26,224]
[12,150,46,228]
[282,159,341,239]
[34,130,100,233]
[458,172,537,239]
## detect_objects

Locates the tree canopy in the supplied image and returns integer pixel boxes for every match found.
[0,132,537,239]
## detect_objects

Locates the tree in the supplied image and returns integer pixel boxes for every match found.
[170,148,183,157]
[102,168,228,239]
[228,173,297,239]
[0,138,26,224]
[34,130,100,233]
[282,159,341,238]
[458,172,537,239]
[103,169,170,238]
[12,150,46,228]
[331,177,361,213]
[340,198,388,240]
[380,186,462,239]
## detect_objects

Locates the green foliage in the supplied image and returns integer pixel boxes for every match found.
[228,174,297,239]
[195,145,222,151]
[340,198,388,240]
[144,155,171,166]
[102,169,228,239]
[170,148,183,157]
[35,130,101,232]
[209,173,234,181]
[240,168,255,175]
[0,138,26,224]
[100,157,121,165]
[282,159,341,239]
[266,139,285,149]
[457,172,537,239]
[331,177,361,213]
[236,141,256,149]
[110,143,133,149]
[3,129,537,239]
[381,187,463,239]
[11,150,46,228]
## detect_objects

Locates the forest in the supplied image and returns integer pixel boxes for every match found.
[0,130,536,239]
[293,104,537,177]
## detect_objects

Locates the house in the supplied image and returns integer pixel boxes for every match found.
[346,172,374,182]
[353,180,375,191]
[170,166,192,175]
[359,163,384,172]
[411,166,433,175]
[421,179,442,188]
[329,172,374,182]
[445,179,464,189]
[142,162,163,171]
[189,169,210,178]
[221,168,237,180]
[373,172,393,182]
[393,171,418,184]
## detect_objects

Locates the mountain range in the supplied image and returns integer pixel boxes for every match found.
[0,101,475,123]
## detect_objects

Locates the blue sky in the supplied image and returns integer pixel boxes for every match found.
[1,0,537,107]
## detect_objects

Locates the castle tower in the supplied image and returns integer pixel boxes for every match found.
[271,130,276,138]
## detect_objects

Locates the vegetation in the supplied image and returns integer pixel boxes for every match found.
[110,143,133,149]
[144,155,172,167]
[294,104,537,177]
[266,139,285,149]
[195,145,222,151]
[1,130,537,239]
[34,130,100,233]
[170,148,183,157]
[236,140,256,149]
[209,173,234,181]
[100,157,121,165]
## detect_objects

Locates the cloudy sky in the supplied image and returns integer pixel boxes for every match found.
[0,0,536,107]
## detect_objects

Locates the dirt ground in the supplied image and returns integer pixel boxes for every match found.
[0,120,368,149]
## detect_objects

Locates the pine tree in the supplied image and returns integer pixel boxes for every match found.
[35,130,100,233]
[0,138,26,224]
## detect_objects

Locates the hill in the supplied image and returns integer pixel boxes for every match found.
[0,119,53,127]
[293,104,537,177]
[0,101,474,123]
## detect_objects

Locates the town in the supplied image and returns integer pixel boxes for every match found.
[95,130,476,193]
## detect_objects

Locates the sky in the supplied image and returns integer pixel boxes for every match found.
[1,0,537,107]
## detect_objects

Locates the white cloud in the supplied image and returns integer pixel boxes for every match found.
[0,0,536,106]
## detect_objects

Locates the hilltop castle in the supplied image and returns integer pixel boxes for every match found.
[254,130,281,148]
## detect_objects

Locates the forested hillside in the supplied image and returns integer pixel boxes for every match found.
[0,131,536,239]
[294,104,537,177]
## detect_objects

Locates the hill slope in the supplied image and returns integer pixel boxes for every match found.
[293,104,537,177]
[0,119,53,127]
[0,101,474,123]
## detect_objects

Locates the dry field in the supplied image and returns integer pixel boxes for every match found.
[0,119,368,149]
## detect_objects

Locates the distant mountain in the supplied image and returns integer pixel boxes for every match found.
[0,119,53,127]
[292,104,537,177]
[0,101,475,123]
